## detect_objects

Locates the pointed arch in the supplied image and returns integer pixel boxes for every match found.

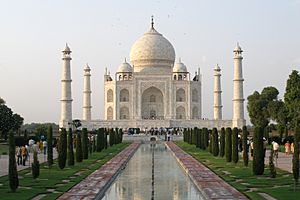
[107,107,113,120]
[176,106,186,119]
[192,107,199,119]
[120,106,129,119]
[176,88,186,102]
[120,89,129,102]
[107,89,113,102]
[192,89,198,102]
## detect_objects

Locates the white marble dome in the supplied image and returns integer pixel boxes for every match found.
[117,60,133,73]
[130,27,175,68]
[173,59,187,73]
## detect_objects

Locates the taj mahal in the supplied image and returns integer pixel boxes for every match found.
[59,18,246,130]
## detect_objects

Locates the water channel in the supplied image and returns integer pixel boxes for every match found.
[102,140,204,200]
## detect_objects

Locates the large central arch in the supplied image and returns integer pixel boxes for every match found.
[141,86,164,119]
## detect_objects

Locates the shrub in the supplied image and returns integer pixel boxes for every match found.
[67,128,74,166]
[253,126,264,175]
[219,127,225,157]
[32,150,40,179]
[82,128,88,159]
[58,128,67,169]
[47,125,53,167]
[232,127,239,163]
[242,126,249,167]
[76,132,83,163]
[8,131,18,192]
[225,127,232,162]
[202,128,208,150]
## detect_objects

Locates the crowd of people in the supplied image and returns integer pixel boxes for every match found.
[15,139,48,166]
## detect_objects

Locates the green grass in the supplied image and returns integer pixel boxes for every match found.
[175,141,300,200]
[0,144,8,155]
[0,142,130,200]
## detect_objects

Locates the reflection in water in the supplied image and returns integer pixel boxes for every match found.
[102,142,204,200]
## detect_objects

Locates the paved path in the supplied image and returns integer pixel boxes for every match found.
[167,141,248,200]
[58,142,141,200]
[0,148,58,177]
[264,150,293,173]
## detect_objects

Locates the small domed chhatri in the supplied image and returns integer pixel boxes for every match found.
[59,18,246,131]
[173,58,187,73]
[117,58,133,73]
[130,17,175,73]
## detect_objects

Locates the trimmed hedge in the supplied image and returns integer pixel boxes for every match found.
[225,127,232,162]
[253,126,264,175]
[242,126,249,167]
[219,127,225,157]
[58,128,67,169]
[232,127,239,163]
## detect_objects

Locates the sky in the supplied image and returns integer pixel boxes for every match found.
[0,0,299,125]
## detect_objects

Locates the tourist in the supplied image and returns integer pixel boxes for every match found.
[16,146,22,166]
[291,142,294,154]
[43,140,47,155]
[28,138,35,153]
[21,146,27,166]
[272,141,279,159]
[285,141,291,155]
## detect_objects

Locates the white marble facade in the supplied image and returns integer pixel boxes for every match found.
[60,19,246,130]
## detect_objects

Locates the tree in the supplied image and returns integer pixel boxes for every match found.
[76,132,83,162]
[0,104,13,140]
[284,70,300,128]
[293,125,299,189]
[82,128,89,159]
[202,128,208,150]
[232,128,239,163]
[253,126,264,175]
[219,128,225,157]
[47,125,53,167]
[0,97,5,105]
[58,128,67,169]
[8,130,18,192]
[11,114,24,132]
[96,129,102,152]
[67,128,74,166]
[225,128,232,162]
[32,150,40,179]
[269,148,276,178]
[242,126,249,167]
[212,128,219,156]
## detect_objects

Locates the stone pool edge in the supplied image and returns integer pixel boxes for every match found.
[57,141,141,200]
[166,141,248,200]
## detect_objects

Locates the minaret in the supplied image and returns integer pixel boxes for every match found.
[232,43,245,128]
[213,64,222,120]
[83,64,92,121]
[59,44,73,129]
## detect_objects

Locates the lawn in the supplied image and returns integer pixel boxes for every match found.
[0,143,8,155]
[0,142,130,200]
[175,141,300,200]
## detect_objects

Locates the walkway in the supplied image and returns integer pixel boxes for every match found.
[167,141,248,200]
[58,142,140,200]
[0,149,58,177]
[264,150,293,173]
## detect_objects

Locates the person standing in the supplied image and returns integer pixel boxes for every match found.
[43,140,47,155]
[285,141,291,155]
[291,142,294,154]
[21,146,27,166]
[16,146,22,166]
[272,141,279,159]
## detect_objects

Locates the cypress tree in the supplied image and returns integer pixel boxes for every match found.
[242,126,249,167]
[195,128,200,148]
[8,130,18,192]
[269,148,276,178]
[104,129,108,149]
[58,128,67,169]
[293,125,299,188]
[199,128,203,149]
[212,128,219,156]
[119,128,123,143]
[253,126,264,175]
[219,127,225,157]
[202,128,208,150]
[208,130,212,154]
[232,127,239,163]
[192,128,197,145]
[225,127,232,162]
[32,150,40,179]
[47,125,53,167]
[82,128,88,159]
[67,128,74,166]
[76,133,83,162]
[109,129,114,146]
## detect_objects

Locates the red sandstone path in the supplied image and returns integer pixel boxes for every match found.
[166,141,248,200]
[58,142,140,200]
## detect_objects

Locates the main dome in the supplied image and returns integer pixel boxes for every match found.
[130,25,175,70]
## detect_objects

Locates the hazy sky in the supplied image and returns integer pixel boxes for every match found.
[0,0,299,124]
